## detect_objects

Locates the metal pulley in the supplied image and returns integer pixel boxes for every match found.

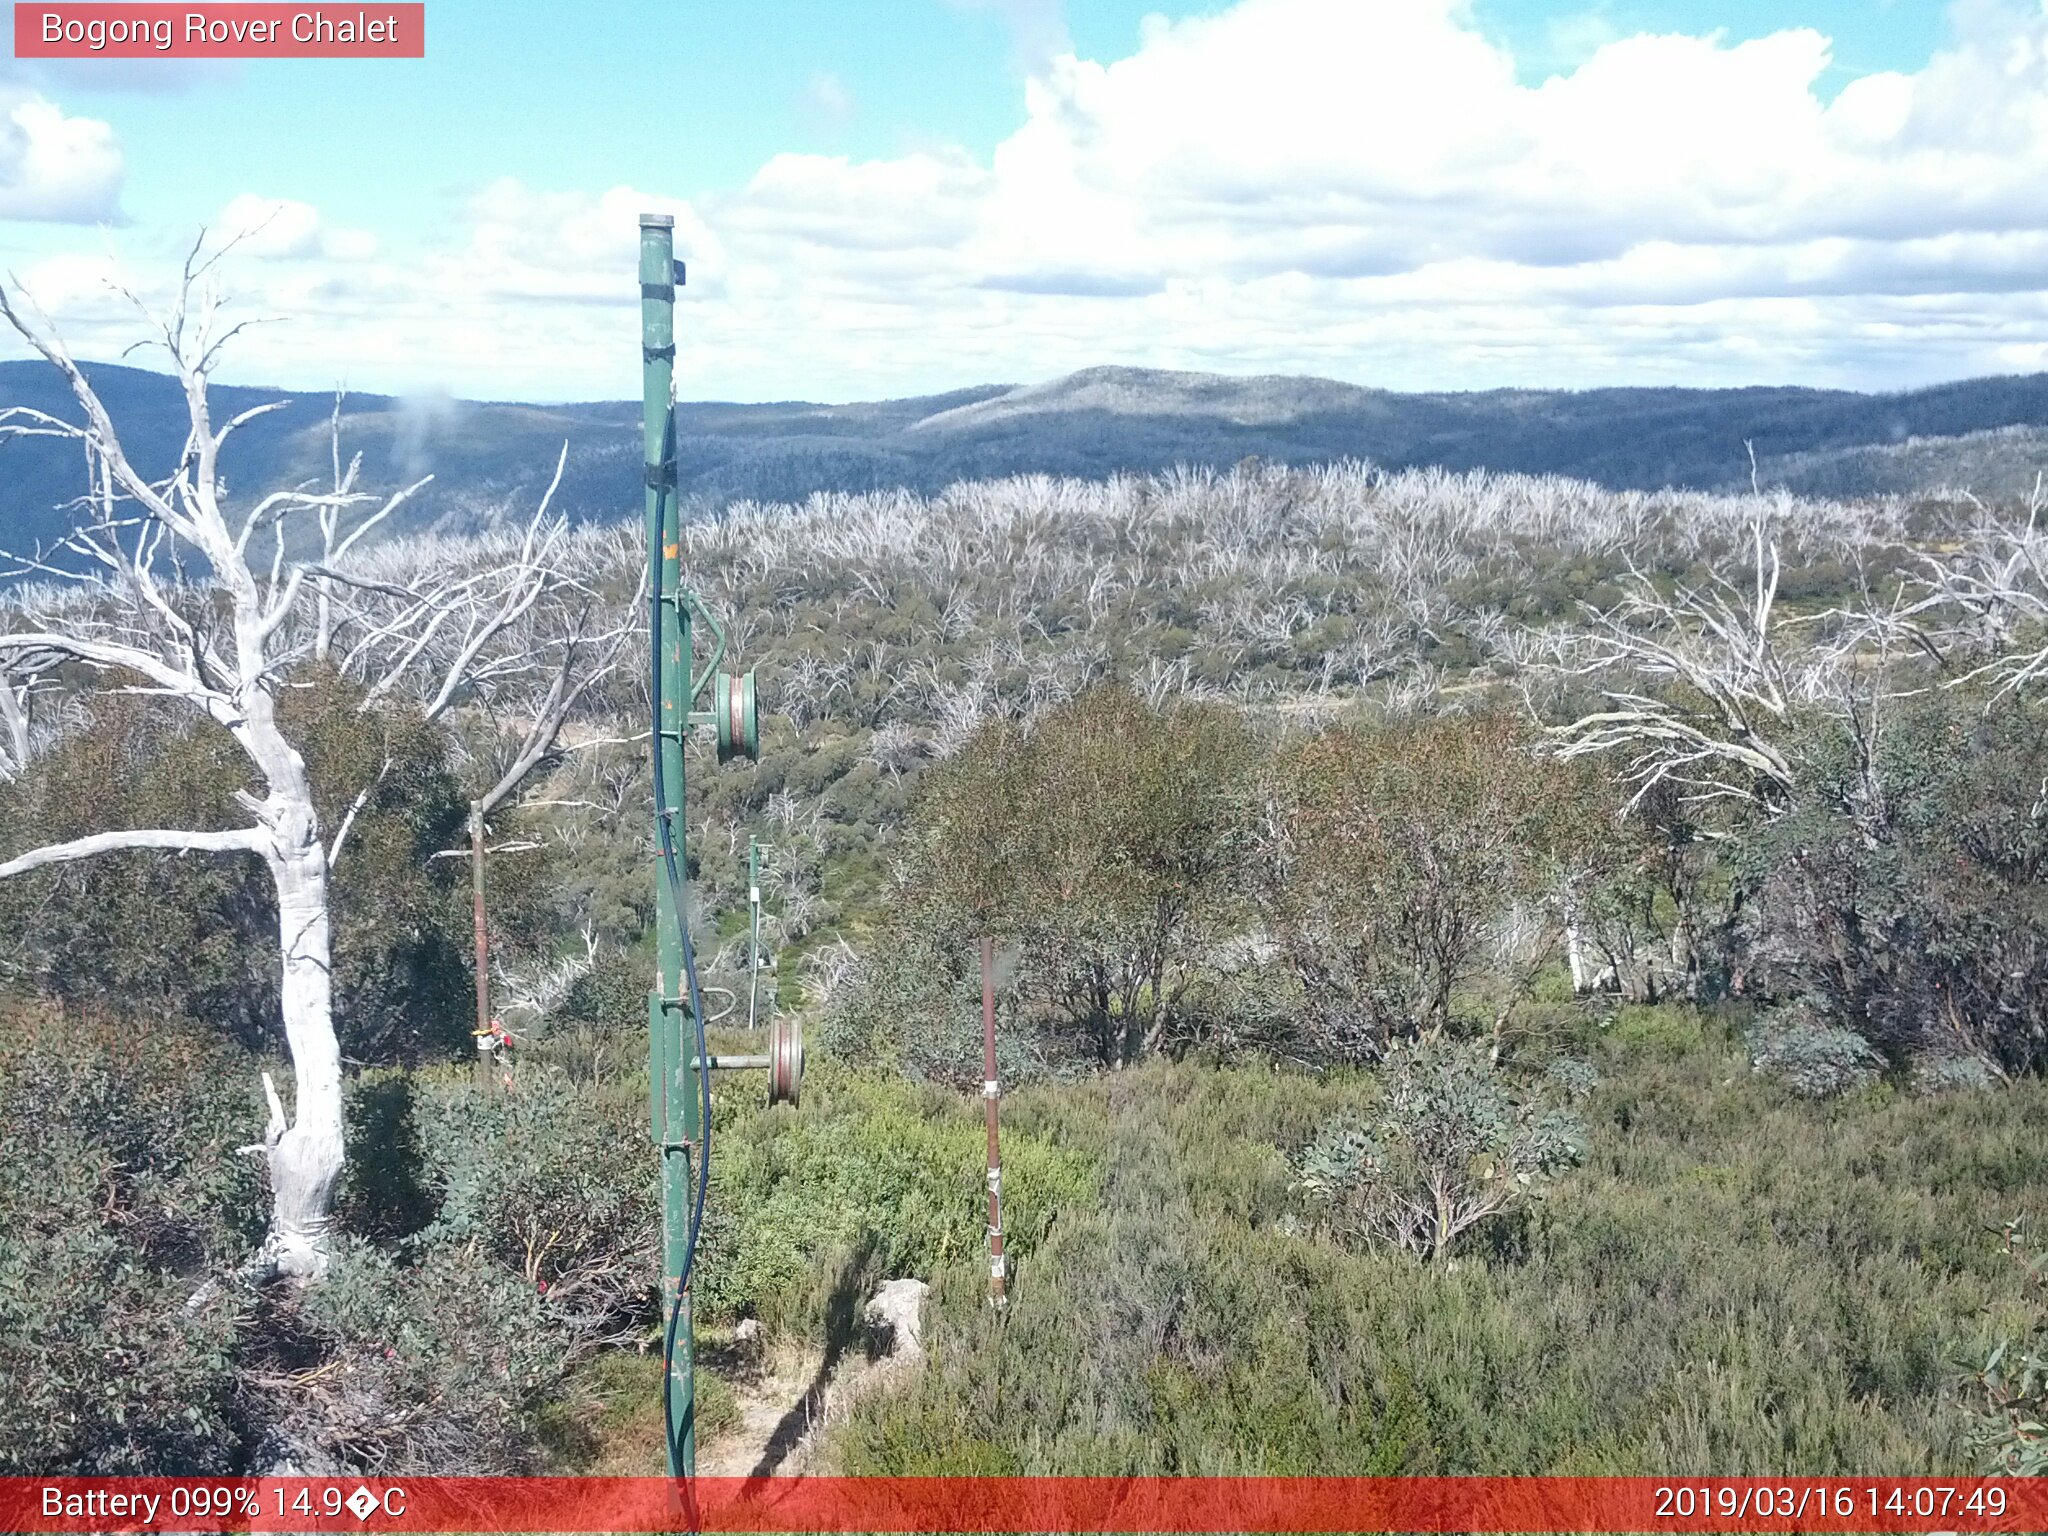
[766,1014,803,1107]
[714,670,759,764]
[692,1020,802,1105]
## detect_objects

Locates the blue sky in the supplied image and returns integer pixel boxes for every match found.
[0,0,2041,400]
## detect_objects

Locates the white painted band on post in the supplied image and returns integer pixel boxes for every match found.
[982,1079,1000,1098]
[987,1168,1002,1192]
[990,1254,1006,1278]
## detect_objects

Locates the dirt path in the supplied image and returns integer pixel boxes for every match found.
[697,1346,833,1478]
[696,1281,928,1477]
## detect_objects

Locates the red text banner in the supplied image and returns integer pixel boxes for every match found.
[14,4,424,58]
[4,1477,2046,1533]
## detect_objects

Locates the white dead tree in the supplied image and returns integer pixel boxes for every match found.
[1904,476,2048,695]
[0,650,58,781]
[0,257,577,1280]
[1549,521,1800,816]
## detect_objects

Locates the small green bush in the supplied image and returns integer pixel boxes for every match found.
[1609,1002,1705,1057]
[819,926,1046,1087]
[1295,1036,1584,1262]
[1747,1002,1884,1099]
[270,1238,578,1474]
[0,1006,262,1473]
[1738,693,2048,1076]
[910,685,1258,1066]
[698,1064,1099,1333]
[1262,713,1619,1060]
[557,947,648,1037]
[333,1068,434,1244]
[1968,1221,2047,1475]
[409,1066,657,1341]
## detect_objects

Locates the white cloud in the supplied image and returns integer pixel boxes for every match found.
[730,151,987,252]
[216,195,377,261]
[17,0,2048,400]
[0,87,121,223]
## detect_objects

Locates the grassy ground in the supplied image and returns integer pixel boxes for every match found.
[567,1002,2047,1478]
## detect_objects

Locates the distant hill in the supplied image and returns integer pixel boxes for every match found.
[1752,423,2048,503]
[5,360,2048,566]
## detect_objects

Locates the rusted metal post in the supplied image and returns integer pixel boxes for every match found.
[981,936,1007,1308]
[470,799,495,1091]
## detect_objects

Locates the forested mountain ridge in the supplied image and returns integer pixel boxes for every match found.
[5,359,2048,569]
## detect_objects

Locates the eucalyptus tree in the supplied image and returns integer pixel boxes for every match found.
[913,684,1257,1067]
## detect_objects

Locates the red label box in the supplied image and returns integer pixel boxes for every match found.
[5,1477,2048,1534]
[14,3,424,57]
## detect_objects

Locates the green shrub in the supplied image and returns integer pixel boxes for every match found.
[557,946,648,1037]
[1262,713,1616,1060]
[819,926,1046,1087]
[1747,1002,1884,1099]
[1609,1001,1705,1057]
[264,1065,647,1474]
[333,1069,435,1244]
[269,1238,578,1474]
[1738,693,2048,1076]
[408,1066,657,1341]
[910,684,1257,1066]
[0,1005,262,1473]
[698,1064,1099,1334]
[1911,1054,2002,1096]
[1295,1037,1585,1262]
[1968,1221,2047,1475]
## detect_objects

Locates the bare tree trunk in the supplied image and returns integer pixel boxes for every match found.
[1669,916,1694,997]
[1565,920,1590,995]
[257,842,345,1280]
[0,665,34,779]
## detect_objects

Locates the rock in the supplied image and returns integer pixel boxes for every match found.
[251,1427,343,1478]
[863,1278,929,1359]
[734,1317,763,1345]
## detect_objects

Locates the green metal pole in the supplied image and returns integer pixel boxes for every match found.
[641,211,698,1480]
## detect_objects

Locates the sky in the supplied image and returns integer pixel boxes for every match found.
[0,0,2042,402]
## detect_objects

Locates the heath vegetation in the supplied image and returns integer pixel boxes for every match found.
[3,284,2046,1478]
